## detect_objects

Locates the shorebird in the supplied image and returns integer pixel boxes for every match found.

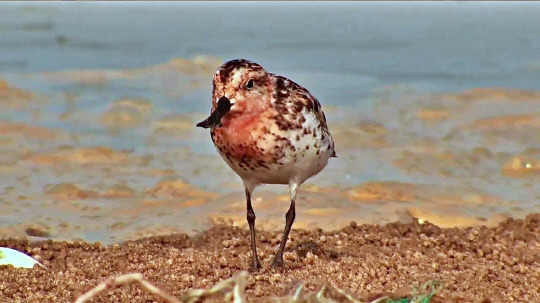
[197,59,336,270]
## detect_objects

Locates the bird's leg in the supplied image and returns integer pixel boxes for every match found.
[272,183,298,268]
[245,187,262,271]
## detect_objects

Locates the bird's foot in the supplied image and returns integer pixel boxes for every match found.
[249,259,262,272]
[271,257,284,268]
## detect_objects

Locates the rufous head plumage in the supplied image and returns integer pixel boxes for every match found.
[197,59,273,129]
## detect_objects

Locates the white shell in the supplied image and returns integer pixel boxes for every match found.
[0,247,44,269]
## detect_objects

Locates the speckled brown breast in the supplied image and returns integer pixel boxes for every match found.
[211,126,279,173]
[210,107,333,186]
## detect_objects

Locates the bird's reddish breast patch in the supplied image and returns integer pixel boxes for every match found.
[213,115,264,160]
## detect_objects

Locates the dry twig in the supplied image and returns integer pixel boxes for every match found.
[74,270,440,303]
[74,273,180,303]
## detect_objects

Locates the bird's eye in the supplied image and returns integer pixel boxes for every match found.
[246,79,254,89]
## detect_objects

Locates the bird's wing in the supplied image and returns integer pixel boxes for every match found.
[270,74,329,130]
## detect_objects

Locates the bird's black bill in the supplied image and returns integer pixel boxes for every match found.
[196,96,232,129]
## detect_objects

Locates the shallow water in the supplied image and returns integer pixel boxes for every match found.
[0,2,539,244]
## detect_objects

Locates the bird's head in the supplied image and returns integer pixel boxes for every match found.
[196,59,273,129]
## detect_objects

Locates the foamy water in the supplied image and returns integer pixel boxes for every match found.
[0,2,539,243]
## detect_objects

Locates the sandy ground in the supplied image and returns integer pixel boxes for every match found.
[1,214,539,302]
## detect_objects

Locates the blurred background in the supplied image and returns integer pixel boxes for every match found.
[1,2,539,244]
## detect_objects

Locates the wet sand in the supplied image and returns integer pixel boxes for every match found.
[2,69,540,244]
[1,214,539,302]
